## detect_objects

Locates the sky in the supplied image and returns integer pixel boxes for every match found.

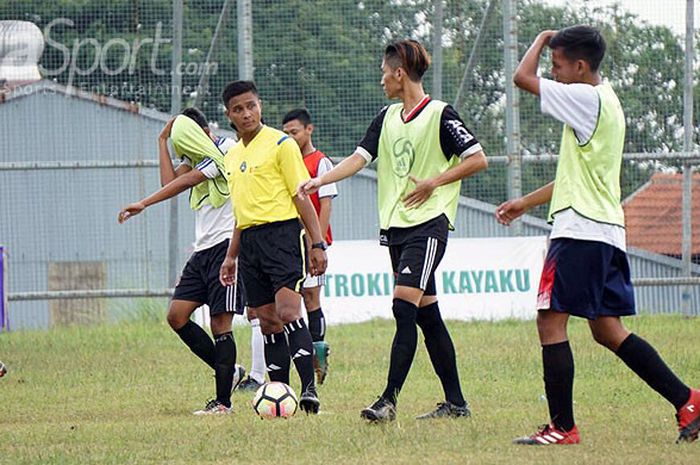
[542,0,698,34]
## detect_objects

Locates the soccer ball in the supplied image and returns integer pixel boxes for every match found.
[252,382,298,418]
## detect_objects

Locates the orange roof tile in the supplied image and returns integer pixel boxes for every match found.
[623,173,700,255]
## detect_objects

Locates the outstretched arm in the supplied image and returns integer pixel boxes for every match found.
[298,152,366,197]
[513,30,558,96]
[495,181,554,226]
[118,169,206,223]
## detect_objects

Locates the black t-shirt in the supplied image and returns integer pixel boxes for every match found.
[358,99,481,162]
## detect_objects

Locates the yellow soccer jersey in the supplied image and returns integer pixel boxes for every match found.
[224,125,310,230]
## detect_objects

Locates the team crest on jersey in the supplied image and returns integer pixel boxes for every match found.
[392,138,415,177]
[240,161,247,172]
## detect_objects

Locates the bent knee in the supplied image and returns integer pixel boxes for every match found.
[591,330,624,351]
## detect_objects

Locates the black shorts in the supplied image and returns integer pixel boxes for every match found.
[239,219,307,308]
[386,215,448,296]
[173,239,246,316]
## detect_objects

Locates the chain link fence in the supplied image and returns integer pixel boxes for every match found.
[0,0,697,329]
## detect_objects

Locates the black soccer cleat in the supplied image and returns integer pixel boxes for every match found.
[236,376,264,392]
[361,397,397,422]
[299,388,321,414]
[416,401,471,420]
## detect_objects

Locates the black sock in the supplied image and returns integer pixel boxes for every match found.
[213,332,236,408]
[285,319,316,394]
[416,302,466,406]
[307,308,325,342]
[616,333,690,410]
[174,320,216,370]
[542,341,575,432]
[263,331,290,385]
[381,298,418,405]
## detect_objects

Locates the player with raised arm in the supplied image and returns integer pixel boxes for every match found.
[497,25,700,445]
[218,81,328,414]
[118,108,247,414]
[282,108,337,385]
[300,40,488,422]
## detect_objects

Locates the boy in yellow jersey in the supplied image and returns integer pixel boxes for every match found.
[219,80,327,414]
[497,25,700,445]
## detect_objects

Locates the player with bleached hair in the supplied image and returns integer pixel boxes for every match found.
[300,39,487,422]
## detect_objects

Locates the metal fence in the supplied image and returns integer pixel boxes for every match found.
[0,0,698,329]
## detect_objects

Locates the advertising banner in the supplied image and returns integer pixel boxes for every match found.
[322,236,548,324]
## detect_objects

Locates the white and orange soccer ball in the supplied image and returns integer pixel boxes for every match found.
[252,382,298,418]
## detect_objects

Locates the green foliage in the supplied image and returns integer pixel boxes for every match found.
[1,317,700,464]
[1,0,695,211]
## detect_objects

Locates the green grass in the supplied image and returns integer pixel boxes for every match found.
[1,315,700,464]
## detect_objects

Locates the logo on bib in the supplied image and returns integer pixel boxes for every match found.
[392,138,415,177]
[240,161,247,172]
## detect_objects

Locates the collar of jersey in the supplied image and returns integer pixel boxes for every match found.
[401,95,431,123]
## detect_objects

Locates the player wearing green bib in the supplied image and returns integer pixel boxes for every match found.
[497,25,700,445]
[300,40,488,422]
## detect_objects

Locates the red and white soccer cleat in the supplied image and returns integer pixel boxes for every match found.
[193,399,232,416]
[513,423,580,445]
[677,388,700,443]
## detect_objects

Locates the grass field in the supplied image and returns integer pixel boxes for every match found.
[2,314,700,464]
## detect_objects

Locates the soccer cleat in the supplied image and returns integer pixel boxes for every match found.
[236,376,264,392]
[193,399,232,416]
[232,364,246,392]
[360,397,397,422]
[0,361,7,378]
[416,401,471,420]
[313,341,330,385]
[676,388,700,443]
[513,423,580,445]
[299,387,321,414]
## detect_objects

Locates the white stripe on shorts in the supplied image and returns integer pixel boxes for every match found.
[420,237,438,290]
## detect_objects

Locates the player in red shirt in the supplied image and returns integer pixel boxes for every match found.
[282,109,338,385]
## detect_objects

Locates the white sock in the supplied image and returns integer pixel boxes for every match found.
[249,318,266,383]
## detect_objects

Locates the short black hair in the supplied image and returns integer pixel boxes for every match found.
[282,108,312,126]
[384,40,431,82]
[549,25,606,72]
[181,107,208,128]
[221,80,259,108]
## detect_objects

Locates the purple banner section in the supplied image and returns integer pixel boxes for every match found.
[0,246,5,331]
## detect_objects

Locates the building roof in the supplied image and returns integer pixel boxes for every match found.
[0,79,235,138]
[0,79,170,123]
[623,172,700,255]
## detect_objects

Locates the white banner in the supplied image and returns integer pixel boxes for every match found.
[321,236,548,324]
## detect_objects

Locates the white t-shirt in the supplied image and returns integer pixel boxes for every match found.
[181,136,236,252]
[316,157,338,199]
[540,78,627,251]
